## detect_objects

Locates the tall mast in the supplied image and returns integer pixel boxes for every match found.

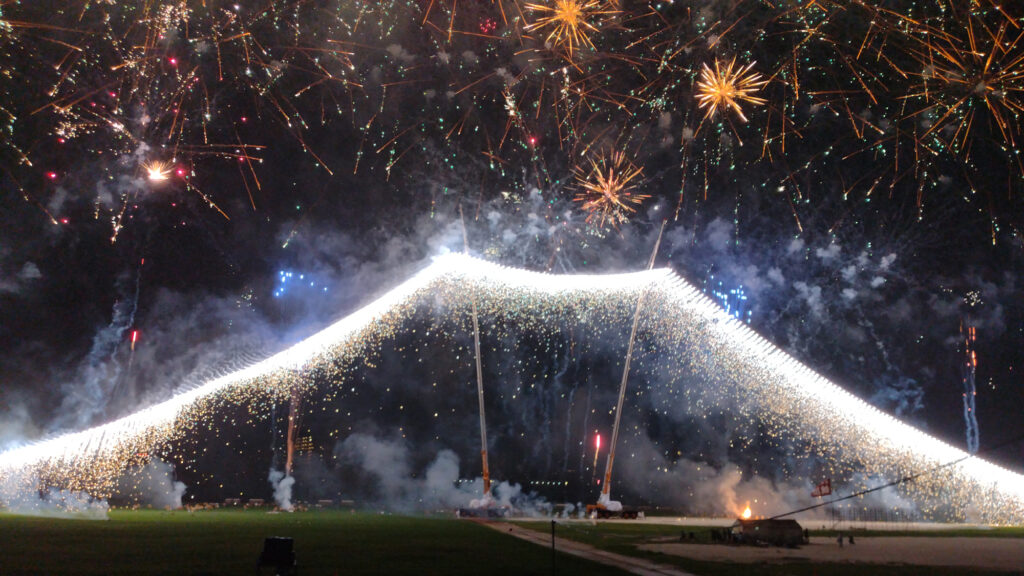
[285,379,301,477]
[599,220,667,505]
[461,206,491,496]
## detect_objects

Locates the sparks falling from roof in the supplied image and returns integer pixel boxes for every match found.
[1,254,1021,522]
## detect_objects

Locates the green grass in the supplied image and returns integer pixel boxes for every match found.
[0,509,629,576]
[519,521,1024,576]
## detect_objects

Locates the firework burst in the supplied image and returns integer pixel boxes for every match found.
[524,0,619,58]
[0,0,359,235]
[695,57,768,123]
[143,160,174,183]
[572,150,648,228]
[903,16,1024,166]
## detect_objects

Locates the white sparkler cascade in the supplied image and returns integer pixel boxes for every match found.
[0,254,1022,522]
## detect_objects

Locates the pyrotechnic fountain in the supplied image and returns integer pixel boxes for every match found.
[1,254,1022,523]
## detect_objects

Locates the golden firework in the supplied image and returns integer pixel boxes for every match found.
[694,57,768,123]
[572,150,648,228]
[524,0,618,58]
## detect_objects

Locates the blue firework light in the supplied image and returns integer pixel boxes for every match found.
[273,270,329,299]
[704,274,752,324]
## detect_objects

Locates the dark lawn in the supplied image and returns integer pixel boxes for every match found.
[0,509,628,576]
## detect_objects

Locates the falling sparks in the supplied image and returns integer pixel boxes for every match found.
[0,0,342,235]
[2,0,1023,236]
[904,16,1024,165]
[694,57,768,123]
[0,254,1022,523]
[572,150,649,228]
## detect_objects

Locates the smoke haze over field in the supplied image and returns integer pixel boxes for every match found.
[2,198,1023,516]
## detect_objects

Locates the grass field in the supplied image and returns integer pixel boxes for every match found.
[519,521,1024,576]
[0,509,629,576]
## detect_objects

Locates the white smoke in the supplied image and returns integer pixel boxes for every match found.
[618,434,828,519]
[1,472,109,520]
[338,434,469,510]
[114,458,186,509]
[268,469,295,511]
[336,434,553,514]
[845,472,919,512]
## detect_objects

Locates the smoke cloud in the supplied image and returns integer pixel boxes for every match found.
[335,434,472,511]
[1,472,109,520]
[334,434,550,514]
[268,469,295,511]
[114,458,186,510]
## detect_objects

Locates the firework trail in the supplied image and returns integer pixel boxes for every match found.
[126,330,139,373]
[123,261,143,373]
[54,260,144,431]
[961,322,980,454]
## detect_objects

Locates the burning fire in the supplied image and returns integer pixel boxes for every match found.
[741,504,752,519]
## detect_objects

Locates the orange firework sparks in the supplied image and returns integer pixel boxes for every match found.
[524,0,619,58]
[903,17,1024,165]
[695,57,768,123]
[572,150,648,228]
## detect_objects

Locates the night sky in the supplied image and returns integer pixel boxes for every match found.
[1,0,1023,504]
